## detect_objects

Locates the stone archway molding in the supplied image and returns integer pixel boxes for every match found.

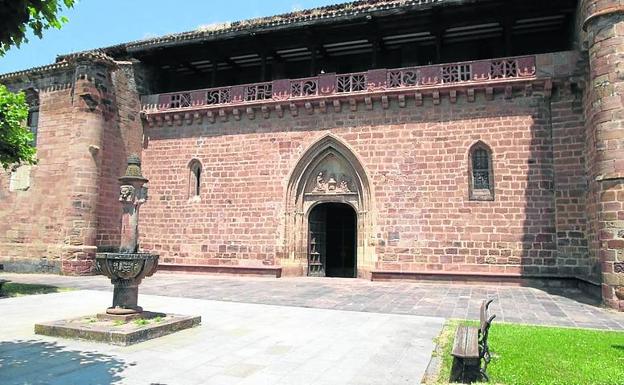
[283,133,376,277]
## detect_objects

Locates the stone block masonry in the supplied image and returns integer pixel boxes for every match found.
[0,49,606,305]
[96,64,146,252]
[0,53,143,275]
[140,83,588,280]
[0,85,74,274]
[582,0,624,310]
[1,0,623,311]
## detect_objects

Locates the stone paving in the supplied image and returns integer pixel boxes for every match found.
[0,290,443,385]
[2,272,624,330]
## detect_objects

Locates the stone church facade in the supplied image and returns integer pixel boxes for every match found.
[1,0,624,310]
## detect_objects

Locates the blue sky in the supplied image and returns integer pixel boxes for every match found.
[0,0,339,74]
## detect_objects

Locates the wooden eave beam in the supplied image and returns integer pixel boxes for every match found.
[129,0,577,65]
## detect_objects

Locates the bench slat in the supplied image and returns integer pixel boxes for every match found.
[451,326,467,357]
[452,326,479,359]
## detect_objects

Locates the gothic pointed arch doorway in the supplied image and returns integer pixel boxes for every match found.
[284,134,375,278]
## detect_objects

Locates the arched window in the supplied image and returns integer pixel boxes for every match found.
[189,159,202,198]
[469,142,494,201]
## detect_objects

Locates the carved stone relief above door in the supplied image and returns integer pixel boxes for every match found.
[284,134,376,277]
[307,154,354,195]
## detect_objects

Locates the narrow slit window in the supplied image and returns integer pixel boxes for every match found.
[24,88,39,147]
[194,167,201,195]
[27,109,39,147]
[189,160,202,198]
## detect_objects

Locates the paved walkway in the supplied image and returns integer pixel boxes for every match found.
[2,272,624,330]
[0,290,443,385]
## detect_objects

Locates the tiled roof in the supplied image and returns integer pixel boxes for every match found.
[3,0,451,79]
[65,0,449,56]
[0,51,116,80]
[0,61,71,81]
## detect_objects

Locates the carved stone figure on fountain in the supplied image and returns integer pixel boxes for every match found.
[36,154,200,346]
[119,185,135,202]
[96,154,159,317]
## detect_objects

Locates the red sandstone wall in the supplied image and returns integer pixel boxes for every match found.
[0,59,145,274]
[140,87,588,277]
[0,87,74,273]
[371,96,552,275]
[552,82,592,279]
[95,65,145,250]
[0,54,593,281]
[581,0,624,307]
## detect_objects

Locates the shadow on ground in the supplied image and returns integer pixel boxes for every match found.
[0,283,70,298]
[0,340,127,385]
[537,286,602,306]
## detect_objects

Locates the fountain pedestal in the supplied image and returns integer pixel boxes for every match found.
[95,155,159,317]
[35,154,200,345]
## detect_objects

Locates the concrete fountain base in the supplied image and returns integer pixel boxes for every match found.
[35,312,201,346]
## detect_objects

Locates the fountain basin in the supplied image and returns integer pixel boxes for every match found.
[34,155,200,345]
[96,252,159,315]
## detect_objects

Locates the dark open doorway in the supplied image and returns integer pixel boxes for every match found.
[308,202,357,278]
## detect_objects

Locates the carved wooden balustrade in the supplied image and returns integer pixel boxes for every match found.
[141,56,539,115]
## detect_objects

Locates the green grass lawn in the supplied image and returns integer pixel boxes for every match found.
[433,320,624,385]
[0,282,74,297]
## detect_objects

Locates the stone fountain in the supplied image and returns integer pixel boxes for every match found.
[96,154,158,318]
[35,155,200,345]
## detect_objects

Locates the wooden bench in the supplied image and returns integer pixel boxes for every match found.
[450,299,496,383]
[0,279,10,296]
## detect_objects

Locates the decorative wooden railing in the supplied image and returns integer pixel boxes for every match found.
[142,56,537,112]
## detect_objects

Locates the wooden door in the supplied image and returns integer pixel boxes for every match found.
[308,207,326,277]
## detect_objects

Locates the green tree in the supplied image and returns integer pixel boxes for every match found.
[0,85,36,168]
[0,0,75,168]
[0,0,76,56]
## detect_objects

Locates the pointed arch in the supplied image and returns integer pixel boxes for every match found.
[188,158,202,198]
[283,133,375,277]
[286,133,373,212]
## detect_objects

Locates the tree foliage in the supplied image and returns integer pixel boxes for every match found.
[0,0,75,56]
[0,85,36,169]
[0,1,75,168]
